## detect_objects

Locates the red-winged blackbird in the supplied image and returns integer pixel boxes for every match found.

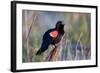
[36,21,65,55]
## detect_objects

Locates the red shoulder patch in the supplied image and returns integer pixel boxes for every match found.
[50,31,58,38]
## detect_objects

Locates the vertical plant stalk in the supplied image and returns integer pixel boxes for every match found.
[24,11,37,62]
[75,32,84,60]
[24,11,29,62]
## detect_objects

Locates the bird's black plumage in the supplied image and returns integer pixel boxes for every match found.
[36,21,65,55]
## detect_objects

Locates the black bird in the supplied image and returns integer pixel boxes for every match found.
[36,21,65,55]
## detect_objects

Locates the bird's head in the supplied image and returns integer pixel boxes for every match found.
[55,21,65,31]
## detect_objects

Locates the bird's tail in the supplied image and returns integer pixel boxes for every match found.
[36,49,42,55]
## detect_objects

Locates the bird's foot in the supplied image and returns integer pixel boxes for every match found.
[54,44,58,49]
